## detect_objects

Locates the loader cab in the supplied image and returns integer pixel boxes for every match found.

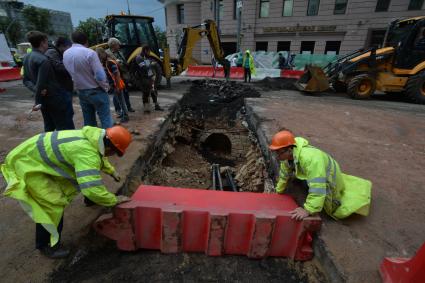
[389,17,425,70]
[105,15,160,60]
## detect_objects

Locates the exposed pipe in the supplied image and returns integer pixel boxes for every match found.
[225,169,237,192]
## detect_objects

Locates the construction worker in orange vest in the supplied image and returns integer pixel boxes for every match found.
[96,48,129,123]
[269,130,372,221]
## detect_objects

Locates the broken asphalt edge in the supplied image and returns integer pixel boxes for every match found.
[244,99,346,283]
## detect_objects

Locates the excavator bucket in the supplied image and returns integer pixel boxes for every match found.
[295,65,330,93]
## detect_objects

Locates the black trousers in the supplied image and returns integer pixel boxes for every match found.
[41,90,75,132]
[36,216,63,249]
[244,67,251,82]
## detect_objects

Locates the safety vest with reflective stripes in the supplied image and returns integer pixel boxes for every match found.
[1,126,117,247]
[275,137,372,219]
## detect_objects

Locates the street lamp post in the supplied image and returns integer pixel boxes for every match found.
[236,0,242,52]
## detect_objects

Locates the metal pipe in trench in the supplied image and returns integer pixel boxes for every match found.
[225,169,237,192]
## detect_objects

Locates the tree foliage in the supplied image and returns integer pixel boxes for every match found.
[154,25,167,49]
[22,5,51,34]
[76,18,104,46]
[0,18,22,46]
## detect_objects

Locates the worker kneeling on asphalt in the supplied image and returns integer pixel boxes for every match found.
[1,125,132,259]
[269,130,372,220]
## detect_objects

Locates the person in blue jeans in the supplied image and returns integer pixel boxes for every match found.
[63,31,113,129]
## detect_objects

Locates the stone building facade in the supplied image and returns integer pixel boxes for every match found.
[159,0,425,63]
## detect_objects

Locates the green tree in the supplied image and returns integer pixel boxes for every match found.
[154,25,167,49]
[76,18,104,46]
[22,5,51,34]
[0,18,22,46]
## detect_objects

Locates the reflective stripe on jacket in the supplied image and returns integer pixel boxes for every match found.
[276,137,372,219]
[1,126,117,246]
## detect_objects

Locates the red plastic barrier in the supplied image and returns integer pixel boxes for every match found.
[281,69,305,79]
[380,242,425,283]
[186,65,214,77]
[94,185,322,260]
[0,67,21,82]
[186,66,244,79]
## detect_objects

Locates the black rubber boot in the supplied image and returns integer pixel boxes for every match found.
[40,245,70,259]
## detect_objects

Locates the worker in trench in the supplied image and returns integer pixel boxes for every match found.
[269,130,372,220]
[1,125,132,259]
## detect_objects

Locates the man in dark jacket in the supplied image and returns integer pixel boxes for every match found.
[45,37,75,129]
[23,31,73,131]
[135,46,163,113]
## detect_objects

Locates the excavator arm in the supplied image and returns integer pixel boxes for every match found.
[176,20,229,75]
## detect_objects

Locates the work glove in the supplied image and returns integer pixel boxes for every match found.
[111,171,121,182]
[116,195,131,204]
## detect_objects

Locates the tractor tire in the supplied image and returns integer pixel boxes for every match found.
[332,81,347,93]
[405,71,425,104]
[347,74,376,100]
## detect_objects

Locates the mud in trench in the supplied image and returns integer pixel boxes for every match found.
[50,80,326,283]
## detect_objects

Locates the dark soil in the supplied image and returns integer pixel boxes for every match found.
[179,80,261,119]
[255,77,298,91]
[50,239,322,283]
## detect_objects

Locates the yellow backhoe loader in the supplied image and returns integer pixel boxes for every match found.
[296,16,425,104]
[92,15,228,88]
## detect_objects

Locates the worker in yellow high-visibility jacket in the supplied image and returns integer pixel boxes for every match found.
[269,130,372,221]
[1,125,132,258]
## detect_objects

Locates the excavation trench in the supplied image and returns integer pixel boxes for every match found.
[50,80,326,282]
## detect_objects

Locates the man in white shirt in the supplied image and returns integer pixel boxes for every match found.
[63,31,113,128]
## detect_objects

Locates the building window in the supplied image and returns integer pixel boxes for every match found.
[222,42,237,55]
[282,0,293,16]
[177,4,184,24]
[256,41,268,51]
[307,0,320,16]
[300,41,315,54]
[260,0,270,18]
[408,0,424,10]
[233,0,237,19]
[165,7,168,26]
[367,29,386,48]
[325,41,341,54]
[334,0,348,14]
[277,41,291,52]
[375,0,391,12]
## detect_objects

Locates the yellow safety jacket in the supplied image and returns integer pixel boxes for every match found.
[276,137,372,219]
[1,126,118,246]
[242,52,256,75]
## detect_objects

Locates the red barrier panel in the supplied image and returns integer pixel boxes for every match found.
[186,65,214,77]
[94,185,322,260]
[186,66,245,79]
[380,242,425,283]
[0,67,21,82]
[281,69,305,79]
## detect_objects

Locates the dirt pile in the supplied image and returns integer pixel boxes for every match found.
[179,79,261,119]
[145,143,211,189]
[50,240,324,283]
[235,145,267,192]
[255,76,298,91]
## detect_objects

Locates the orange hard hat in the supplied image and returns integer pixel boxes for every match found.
[269,130,296,150]
[106,126,132,156]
